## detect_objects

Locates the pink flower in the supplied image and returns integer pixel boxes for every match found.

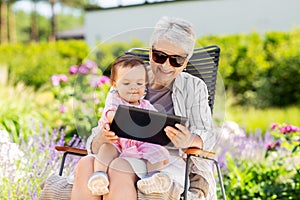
[94,97,100,105]
[59,105,67,113]
[50,74,68,86]
[290,125,300,132]
[51,75,60,86]
[279,127,286,134]
[271,123,278,130]
[266,140,281,151]
[83,60,98,69]
[78,65,89,74]
[278,124,300,134]
[59,74,68,82]
[89,76,99,88]
[266,143,272,151]
[69,65,79,75]
[97,76,110,87]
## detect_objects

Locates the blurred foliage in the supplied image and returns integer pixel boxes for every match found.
[0,83,57,142]
[0,28,300,107]
[93,39,146,76]
[198,28,300,108]
[222,156,300,199]
[225,104,300,133]
[0,40,89,89]
[49,60,111,138]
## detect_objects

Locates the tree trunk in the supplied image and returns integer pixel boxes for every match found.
[49,0,56,41]
[31,0,38,42]
[8,1,17,43]
[0,1,8,44]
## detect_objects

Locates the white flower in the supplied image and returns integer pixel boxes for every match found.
[0,130,10,143]
[0,130,26,180]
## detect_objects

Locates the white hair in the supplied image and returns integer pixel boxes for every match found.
[150,16,196,59]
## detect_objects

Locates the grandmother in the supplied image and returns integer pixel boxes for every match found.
[43,16,217,200]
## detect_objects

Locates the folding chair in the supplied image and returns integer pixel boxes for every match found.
[55,45,226,200]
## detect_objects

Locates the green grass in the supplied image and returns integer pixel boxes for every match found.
[225,105,300,133]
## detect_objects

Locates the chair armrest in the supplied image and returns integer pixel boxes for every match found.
[183,147,215,159]
[55,146,88,156]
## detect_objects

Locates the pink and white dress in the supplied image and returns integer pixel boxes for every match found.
[98,91,169,164]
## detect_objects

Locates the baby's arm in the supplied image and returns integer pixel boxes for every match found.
[106,110,116,124]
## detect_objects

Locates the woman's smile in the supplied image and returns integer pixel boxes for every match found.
[158,67,174,76]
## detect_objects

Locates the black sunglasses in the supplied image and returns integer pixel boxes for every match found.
[151,48,188,68]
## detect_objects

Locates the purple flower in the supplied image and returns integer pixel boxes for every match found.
[97,76,110,87]
[69,65,79,75]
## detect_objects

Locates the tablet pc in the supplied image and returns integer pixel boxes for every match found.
[110,105,188,146]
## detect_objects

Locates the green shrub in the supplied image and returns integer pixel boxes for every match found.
[199,28,300,108]
[0,83,57,142]
[0,40,89,89]
[2,28,300,107]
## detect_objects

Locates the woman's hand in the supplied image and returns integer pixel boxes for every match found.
[102,123,119,143]
[164,124,203,149]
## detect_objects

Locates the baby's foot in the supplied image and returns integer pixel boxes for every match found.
[137,172,172,194]
[87,171,109,195]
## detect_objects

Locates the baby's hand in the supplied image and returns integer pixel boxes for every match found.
[103,123,110,131]
[102,123,118,143]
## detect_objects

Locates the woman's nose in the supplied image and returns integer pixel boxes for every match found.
[161,58,172,69]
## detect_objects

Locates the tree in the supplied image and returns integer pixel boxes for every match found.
[0,0,8,44]
[31,0,39,42]
[7,0,17,43]
[48,0,92,41]
[0,0,19,44]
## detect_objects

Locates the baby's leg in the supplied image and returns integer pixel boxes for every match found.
[146,160,168,174]
[94,143,119,172]
[88,143,119,196]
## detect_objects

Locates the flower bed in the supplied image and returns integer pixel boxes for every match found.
[1,121,299,199]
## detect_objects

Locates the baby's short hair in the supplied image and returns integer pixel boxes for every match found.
[110,54,147,83]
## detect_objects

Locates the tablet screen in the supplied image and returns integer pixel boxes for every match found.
[110,105,188,146]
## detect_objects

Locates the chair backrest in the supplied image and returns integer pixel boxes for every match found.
[125,45,220,113]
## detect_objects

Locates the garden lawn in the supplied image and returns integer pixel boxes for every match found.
[225,105,300,133]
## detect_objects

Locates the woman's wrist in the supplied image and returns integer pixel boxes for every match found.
[189,134,203,149]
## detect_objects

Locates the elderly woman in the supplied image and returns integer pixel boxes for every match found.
[70,16,217,200]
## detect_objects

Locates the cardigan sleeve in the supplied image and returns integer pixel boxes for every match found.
[173,73,216,152]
